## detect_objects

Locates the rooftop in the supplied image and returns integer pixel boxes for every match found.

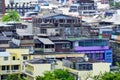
[0,52,10,57]
[65,57,105,63]
[67,37,108,41]
[2,31,13,36]
[27,58,56,64]
[38,38,54,44]
[0,36,11,40]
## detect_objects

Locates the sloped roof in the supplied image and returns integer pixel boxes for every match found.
[2,31,13,36]
[0,36,11,40]
[39,13,79,19]
[38,38,54,44]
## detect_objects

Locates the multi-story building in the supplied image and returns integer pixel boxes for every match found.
[34,36,55,53]
[0,36,11,51]
[0,23,16,33]
[76,0,97,16]
[50,37,72,52]
[68,38,112,64]
[13,32,34,54]
[5,0,40,16]
[0,0,5,14]
[32,14,83,38]
[0,49,30,80]
[22,58,56,80]
[63,57,111,80]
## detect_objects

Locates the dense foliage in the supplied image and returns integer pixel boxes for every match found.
[36,69,75,80]
[109,2,120,8]
[7,74,26,80]
[1,10,20,22]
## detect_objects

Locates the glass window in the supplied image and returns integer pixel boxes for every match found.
[86,54,93,59]
[62,44,66,49]
[1,75,8,80]
[23,56,27,60]
[79,41,84,46]
[7,66,9,70]
[78,64,92,70]
[66,43,70,48]
[65,28,71,35]
[13,56,16,60]
[2,66,5,70]
[12,65,19,70]
[41,29,47,34]
[4,57,8,61]
[96,53,103,59]
[62,43,70,49]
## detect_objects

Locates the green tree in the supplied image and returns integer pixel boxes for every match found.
[1,10,20,22]
[36,69,75,80]
[7,74,26,80]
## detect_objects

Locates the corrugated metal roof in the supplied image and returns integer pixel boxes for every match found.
[38,38,54,44]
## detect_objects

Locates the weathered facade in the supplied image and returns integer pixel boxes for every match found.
[32,14,83,38]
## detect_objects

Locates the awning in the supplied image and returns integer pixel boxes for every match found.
[38,38,54,44]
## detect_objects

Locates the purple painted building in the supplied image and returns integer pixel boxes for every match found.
[69,38,112,64]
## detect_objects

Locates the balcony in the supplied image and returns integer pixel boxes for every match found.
[11,70,20,73]
[25,69,33,75]
[0,70,11,74]
[22,69,34,77]
[44,48,55,52]
[0,60,21,65]
[11,60,21,65]
[21,40,34,44]
[0,70,20,74]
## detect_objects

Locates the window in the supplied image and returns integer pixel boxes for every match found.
[1,66,9,70]
[66,44,70,48]
[4,57,8,61]
[23,56,28,60]
[86,54,93,59]
[62,44,66,49]
[2,66,5,70]
[12,65,19,70]
[7,66,9,70]
[13,56,16,60]
[78,64,92,70]
[96,53,103,59]
[41,29,47,34]
[62,43,70,49]
[1,75,8,80]
[65,28,71,35]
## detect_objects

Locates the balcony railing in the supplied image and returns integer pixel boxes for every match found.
[25,69,33,75]
[0,70,20,74]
